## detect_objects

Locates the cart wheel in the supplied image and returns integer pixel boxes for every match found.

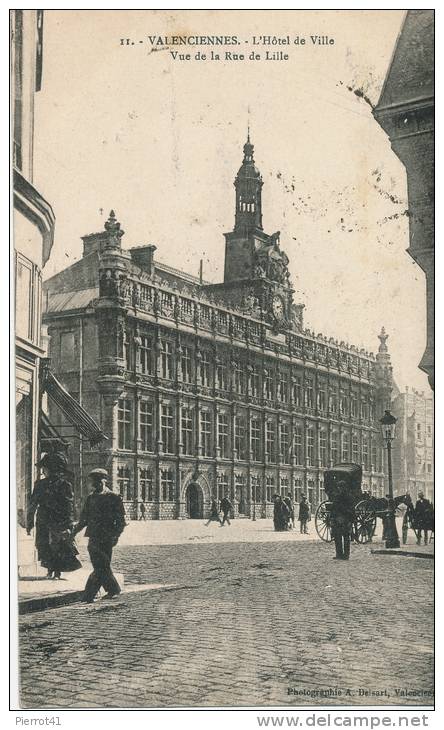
[355,500,377,544]
[315,501,333,542]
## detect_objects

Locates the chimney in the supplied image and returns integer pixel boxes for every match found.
[130,245,157,276]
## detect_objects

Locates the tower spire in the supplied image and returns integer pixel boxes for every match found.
[234,133,263,231]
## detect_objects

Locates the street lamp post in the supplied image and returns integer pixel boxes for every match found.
[380,409,400,549]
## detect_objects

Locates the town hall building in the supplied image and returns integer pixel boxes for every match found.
[43,137,393,519]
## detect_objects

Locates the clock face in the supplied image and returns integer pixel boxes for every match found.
[272,295,284,320]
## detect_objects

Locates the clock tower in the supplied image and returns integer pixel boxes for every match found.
[221,136,303,331]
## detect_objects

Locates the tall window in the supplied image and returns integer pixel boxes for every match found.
[217,473,229,501]
[160,340,174,379]
[181,345,192,383]
[181,407,193,455]
[251,474,261,503]
[200,351,211,387]
[293,375,303,408]
[294,424,303,466]
[139,335,153,374]
[161,404,174,454]
[361,398,369,422]
[264,369,274,400]
[278,371,288,403]
[118,398,132,450]
[266,475,275,503]
[139,400,154,452]
[280,475,289,498]
[117,466,131,500]
[331,431,339,464]
[280,422,290,464]
[251,417,261,462]
[234,362,245,394]
[160,469,175,502]
[307,427,315,466]
[340,390,349,417]
[305,378,314,409]
[201,411,212,457]
[218,413,229,458]
[319,430,328,467]
[318,385,327,413]
[250,365,260,397]
[294,478,302,504]
[351,393,358,419]
[352,433,359,463]
[140,468,154,501]
[371,445,377,471]
[341,431,350,462]
[362,435,369,470]
[234,416,246,460]
[329,391,338,416]
[266,420,276,463]
[216,360,228,391]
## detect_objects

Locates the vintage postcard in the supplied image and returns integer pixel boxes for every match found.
[12,8,434,713]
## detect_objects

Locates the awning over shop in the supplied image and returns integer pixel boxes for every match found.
[39,411,69,452]
[43,370,108,447]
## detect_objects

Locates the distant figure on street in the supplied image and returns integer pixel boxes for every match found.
[415,492,434,545]
[298,495,310,534]
[139,502,146,520]
[273,495,290,532]
[73,468,126,602]
[283,493,295,529]
[27,452,81,579]
[330,480,355,560]
[205,498,222,526]
[220,495,233,526]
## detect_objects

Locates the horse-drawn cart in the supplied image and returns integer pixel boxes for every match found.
[315,462,416,544]
[315,463,376,543]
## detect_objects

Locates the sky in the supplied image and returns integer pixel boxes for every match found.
[33,9,431,394]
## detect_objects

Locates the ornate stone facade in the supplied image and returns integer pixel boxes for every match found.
[43,139,392,519]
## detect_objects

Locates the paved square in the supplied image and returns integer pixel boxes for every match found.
[19,521,434,708]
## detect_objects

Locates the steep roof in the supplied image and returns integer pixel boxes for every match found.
[376,10,434,111]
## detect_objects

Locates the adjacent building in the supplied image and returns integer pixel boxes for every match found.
[12,10,55,519]
[391,387,434,503]
[373,10,434,390]
[43,137,392,519]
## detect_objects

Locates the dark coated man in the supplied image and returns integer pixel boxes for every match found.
[73,468,126,602]
[415,491,434,545]
[205,498,222,526]
[220,495,233,526]
[298,495,310,534]
[330,480,355,560]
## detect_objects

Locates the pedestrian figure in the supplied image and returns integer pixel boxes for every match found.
[27,452,81,579]
[298,495,310,534]
[205,498,222,526]
[273,495,290,532]
[139,502,146,520]
[220,494,233,526]
[73,468,126,602]
[415,491,434,545]
[330,480,355,560]
[283,493,295,529]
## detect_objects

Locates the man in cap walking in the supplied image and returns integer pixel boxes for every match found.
[73,468,126,602]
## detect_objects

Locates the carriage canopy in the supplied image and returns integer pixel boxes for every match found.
[323,463,363,500]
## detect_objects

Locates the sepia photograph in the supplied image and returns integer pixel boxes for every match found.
[12,8,434,712]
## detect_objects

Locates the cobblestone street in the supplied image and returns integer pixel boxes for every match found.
[18,523,434,709]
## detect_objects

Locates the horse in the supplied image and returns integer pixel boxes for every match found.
[354,493,414,543]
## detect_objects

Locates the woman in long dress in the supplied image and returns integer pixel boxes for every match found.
[27,452,81,578]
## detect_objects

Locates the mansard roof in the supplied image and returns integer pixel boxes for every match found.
[376,9,434,111]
